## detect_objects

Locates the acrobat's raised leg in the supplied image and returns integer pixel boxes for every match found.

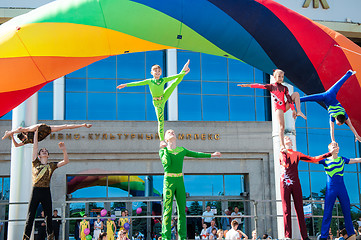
[326,70,355,98]
[50,123,92,133]
[286,92,307,120]
[154,102,166,141]
[275,109,286,148]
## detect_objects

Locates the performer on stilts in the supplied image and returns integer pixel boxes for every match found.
[116,60,190,143]
[3,123,92,146]
[280,136,332,240]
[23,128,69,240]
[159,129,221,240]
[317,142,361,240]
[300,70,360,142]
[238,69,306,149]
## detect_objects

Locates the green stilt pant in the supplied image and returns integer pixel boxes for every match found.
[159,147,211,240]
[162,175,187,240]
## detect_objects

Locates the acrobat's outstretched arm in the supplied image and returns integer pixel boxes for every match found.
[237,83,266,89]
[116,79,150,90]
[326,70,355,96]
[345,118,361,142]
[32,129,39,161]
[57,142,69,168]
[349,158,361,164]
[10,133,24,147]
[330,120,336,143]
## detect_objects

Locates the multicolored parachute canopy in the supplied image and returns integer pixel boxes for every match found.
[67,175,161,196]
[1,0,361,132]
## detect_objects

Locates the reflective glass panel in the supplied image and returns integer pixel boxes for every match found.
[202,95,228,121]
[344,173,358,203]
[88,93,116,120]
[305,102,329,129]
[229,96,255,121]
[117,93,146,120]
[224,175,244,196]
[201,54,227,82]
[65,78,86,92]
[299,171,311,199]
[178,95,202,121]
[310,172,326,199]
[88,79,116,92]
[146,94,157,121]
[117,52,146,80]
[65,92,87,120]
[178,81,201,94]
[38,92,53,120]
[202,82,227,95]
[256,96,268,121]
[88,56,116,79]
[228,59,253,83]
[184,175,223,196]
[308,128,330,171]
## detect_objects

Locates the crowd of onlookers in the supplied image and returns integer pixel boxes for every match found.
[73,209,131,240]
[32,206,361,240]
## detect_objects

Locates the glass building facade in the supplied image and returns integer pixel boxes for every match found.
[1,50,361,237]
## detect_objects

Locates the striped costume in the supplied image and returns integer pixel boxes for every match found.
[300,70,353,122]
[318,156,353,239]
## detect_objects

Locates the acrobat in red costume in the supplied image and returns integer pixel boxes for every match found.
[280,136,331,240]
[238,69,306,149]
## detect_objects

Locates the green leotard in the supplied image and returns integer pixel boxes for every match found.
[126,71,186,141]
[159,147,211,240]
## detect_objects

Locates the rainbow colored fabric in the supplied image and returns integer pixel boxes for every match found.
[1,0,361,132]
[67,175,161,196]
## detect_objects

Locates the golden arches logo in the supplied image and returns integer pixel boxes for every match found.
[303,0,330,9]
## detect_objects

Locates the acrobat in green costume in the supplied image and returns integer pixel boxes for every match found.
[159,146,211,240]
[121,70,186,141]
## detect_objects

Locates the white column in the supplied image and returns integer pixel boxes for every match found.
[53,76,65,120]
[8,92,38,240]
[166,49,178,121]
[271,77,299,239]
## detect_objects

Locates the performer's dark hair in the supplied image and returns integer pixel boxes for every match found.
[38,148,49,156]
[336,114,346,124]
[17,132,26,141]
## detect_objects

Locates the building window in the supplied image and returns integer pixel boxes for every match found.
[65,51,165,120]
[177,51,270,121]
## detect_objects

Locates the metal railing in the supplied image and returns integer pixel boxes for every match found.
[0,198,358,240]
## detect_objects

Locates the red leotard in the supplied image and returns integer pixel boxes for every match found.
[250,83,295,112]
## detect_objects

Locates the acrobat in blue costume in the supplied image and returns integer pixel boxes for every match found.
[300,70,360,142]
[318,155,353,239]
